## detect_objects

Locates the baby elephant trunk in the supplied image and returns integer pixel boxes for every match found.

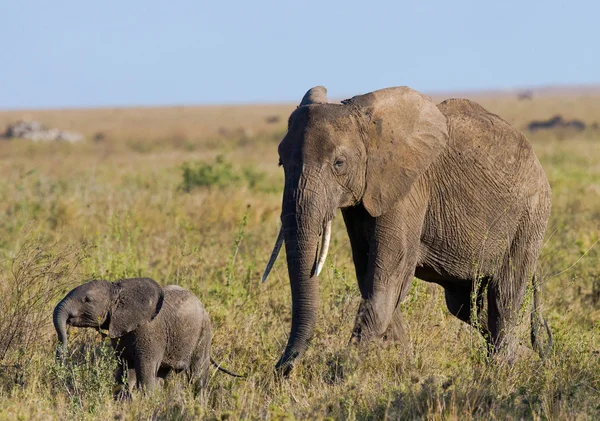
[53,299,71,355]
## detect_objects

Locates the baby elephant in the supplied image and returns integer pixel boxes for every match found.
[53,277,242,395]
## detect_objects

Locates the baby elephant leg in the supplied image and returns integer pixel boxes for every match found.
[135,358,159,392]
[113,363,136,400]
[189,335,211,395]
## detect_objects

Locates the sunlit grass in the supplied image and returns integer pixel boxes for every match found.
[0,98,598,419]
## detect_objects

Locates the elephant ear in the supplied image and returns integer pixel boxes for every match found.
[299,86,328,107]
[108,278,164,338]
[349,87,449,217]
[286,86,329,132]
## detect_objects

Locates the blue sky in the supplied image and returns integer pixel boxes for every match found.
[1,0,597,109]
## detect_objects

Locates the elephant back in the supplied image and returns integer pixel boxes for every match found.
[158,285,210,369]
[162,285,207,322]
[436,98,548,192]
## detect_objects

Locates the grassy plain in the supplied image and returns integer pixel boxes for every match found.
[0,92,599,420]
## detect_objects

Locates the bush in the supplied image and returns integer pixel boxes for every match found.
[181,155,276,192]
[51,337,117,415]
[0,233,88,367]
[181,155,240,191]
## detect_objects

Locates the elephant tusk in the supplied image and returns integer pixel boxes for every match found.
[315,220,332,277]
[262,227,284,283]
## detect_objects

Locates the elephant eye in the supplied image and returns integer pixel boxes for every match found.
[83,296,91,303]
[334,158,346,169]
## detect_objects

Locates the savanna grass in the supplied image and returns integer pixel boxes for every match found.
[0,97,598,419]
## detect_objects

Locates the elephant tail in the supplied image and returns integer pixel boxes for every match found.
[210,357,246,378]
[530,273,552,359]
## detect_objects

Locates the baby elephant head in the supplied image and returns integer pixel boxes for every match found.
[53,278,164,353]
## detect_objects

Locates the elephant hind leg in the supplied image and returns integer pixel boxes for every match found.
[189,335,211,394]
[487,215,545,360]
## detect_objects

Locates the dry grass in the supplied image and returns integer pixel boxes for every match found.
[0,93,598,420]
[0,104,294,142]
[1,93,599,142]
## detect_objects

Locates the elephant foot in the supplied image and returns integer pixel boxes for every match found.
[113,384,132,401]
[350,300,386,343]
[350,309,409,347]
[492,343,534,366]
[382,309,409,345]
[349,324,375,344]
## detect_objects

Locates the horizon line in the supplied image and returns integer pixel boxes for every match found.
[1,83,599,113]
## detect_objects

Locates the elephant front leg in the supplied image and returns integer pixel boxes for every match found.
[135,358,158,392]
[126,367,137,391]
[351,228,419,344]
[113,362,136,400]
[383,303,409,342]
[351,273,413,344]
[343,206,418,345]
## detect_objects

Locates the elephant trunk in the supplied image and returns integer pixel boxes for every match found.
[276,182,324,375]
[53,298,71,354]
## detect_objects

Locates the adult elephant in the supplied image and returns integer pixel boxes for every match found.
[263,86,552,375]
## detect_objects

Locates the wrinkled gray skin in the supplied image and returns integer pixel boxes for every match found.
[271,86,552,374]
[53,278,215,394]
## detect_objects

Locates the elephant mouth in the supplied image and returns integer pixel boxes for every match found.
[66,315,100,328]
[262,218,332,282]
[65,316,79,326]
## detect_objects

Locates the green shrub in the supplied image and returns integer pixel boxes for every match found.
[181,155,240,191]
[0,235,88,366]
[51,338,117,415]
[180,155,277,192]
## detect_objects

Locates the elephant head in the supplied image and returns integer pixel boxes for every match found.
[53,278,164,353]
[263,86,448,374]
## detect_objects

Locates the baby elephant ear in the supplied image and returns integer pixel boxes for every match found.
[349,87,449,217]
[108,278,164,338]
